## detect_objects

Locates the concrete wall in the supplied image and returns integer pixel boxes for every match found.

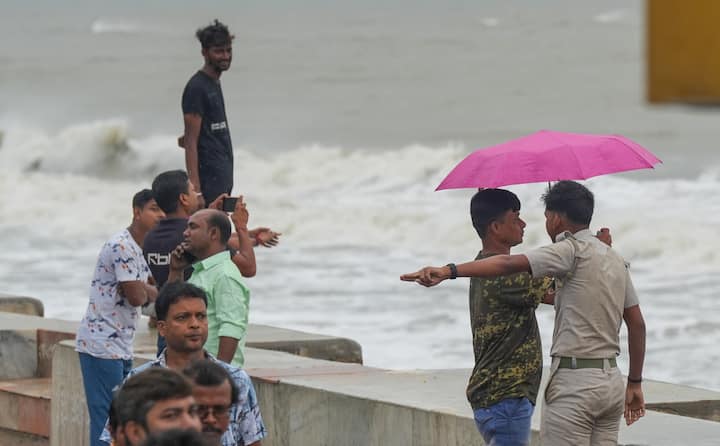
[49,340,720,446]
[1,300,718,446]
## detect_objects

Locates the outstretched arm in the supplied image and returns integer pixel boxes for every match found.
[400,254,531,287]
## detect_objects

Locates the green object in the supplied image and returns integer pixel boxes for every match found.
[557,357,617,369]
[189,251,250,367]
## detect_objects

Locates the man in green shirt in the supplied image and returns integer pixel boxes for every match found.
[168,203,252,367]
[459,189,552,446]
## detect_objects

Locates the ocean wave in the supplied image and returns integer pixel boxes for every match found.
[0,120,183,178]
[2,121,720,275]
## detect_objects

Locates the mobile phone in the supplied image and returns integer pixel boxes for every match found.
[182,250,196,264]
[222,197,238,212]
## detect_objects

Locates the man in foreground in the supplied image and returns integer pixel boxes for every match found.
[102,281,266,445]
[76,189,164,446]
[183,359,262,445]
[140,429,212,446]
[463,189,553,445]
[402,181,646,445]
[110,367,202,446]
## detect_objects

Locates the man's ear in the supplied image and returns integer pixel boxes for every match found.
[179,191,190,208]
[488,220,500,236]
[123,421,147,446]
[132,207,141,221]
[157,320,167,338]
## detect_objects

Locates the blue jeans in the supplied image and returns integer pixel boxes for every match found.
[78,353,132,446]
[473,397,534,446]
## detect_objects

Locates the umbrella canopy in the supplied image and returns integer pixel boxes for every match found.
[436,130,662,190]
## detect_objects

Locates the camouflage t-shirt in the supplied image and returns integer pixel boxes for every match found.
[466,251,552,409]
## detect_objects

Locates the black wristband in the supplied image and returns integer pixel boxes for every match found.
[446,263,458,280]
[627,376,642,384]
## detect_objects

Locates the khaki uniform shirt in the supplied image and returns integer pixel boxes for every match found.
[525,229,639,358]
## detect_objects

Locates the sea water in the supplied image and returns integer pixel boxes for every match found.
[1,0,719,391]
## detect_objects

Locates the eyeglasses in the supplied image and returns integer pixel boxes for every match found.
[196,404,231,420]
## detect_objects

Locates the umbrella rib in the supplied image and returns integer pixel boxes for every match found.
[547,131,588,180]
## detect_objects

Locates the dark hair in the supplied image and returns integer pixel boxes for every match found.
[196,19,234,49]
[541,181,594,225]
[139,428,212,446]
[470,188,521,238]
[155,282,208,322]
[152,170,190,214]
[206,210,231,244]
[133,189,155,210]
[182,359,239,405]
[113,368,194,430]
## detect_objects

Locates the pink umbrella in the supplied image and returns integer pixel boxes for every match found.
[436,130,662,190]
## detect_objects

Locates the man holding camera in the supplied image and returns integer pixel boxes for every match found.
[167,205,252,367]
[145,170,269,288]
[143,170,279,355]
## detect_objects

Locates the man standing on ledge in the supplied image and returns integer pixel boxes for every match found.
[180,19,236,207]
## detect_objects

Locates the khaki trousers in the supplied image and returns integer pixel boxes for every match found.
[540,359,625,446]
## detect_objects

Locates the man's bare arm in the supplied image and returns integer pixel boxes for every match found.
[118,281,158,307]
[624,305,646,382]
[183,113,203,199]
[401,254,531,287]
[623,304,646,425]
[229,196,257,277]
[217,336,239,363]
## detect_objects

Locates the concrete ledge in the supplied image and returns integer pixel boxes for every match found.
[0,308,709,446]
[0,330,37,380]
[244,324,363,364]
[0,312,362,366]
[646,400,720,422]
[0,294,44,317]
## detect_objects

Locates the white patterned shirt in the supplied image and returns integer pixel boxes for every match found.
[76,229,149,360]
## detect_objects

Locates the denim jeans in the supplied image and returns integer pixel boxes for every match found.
[78,353,132,446]
[473,397,534,446]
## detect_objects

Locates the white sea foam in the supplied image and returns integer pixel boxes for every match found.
[592,9,632,24]
[90,18,140,34]
[1,122,719,389]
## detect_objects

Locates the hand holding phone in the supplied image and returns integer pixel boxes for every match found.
[222,197,238,213]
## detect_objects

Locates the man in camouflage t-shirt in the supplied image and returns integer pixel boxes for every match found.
[465,189,552,446]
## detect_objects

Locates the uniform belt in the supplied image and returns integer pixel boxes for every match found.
[557,357,617,369]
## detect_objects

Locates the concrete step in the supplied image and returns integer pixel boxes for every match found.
[0,377,51,441]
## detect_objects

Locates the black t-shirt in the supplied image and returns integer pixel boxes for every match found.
[182,70,234,204]
[143,218,191,288]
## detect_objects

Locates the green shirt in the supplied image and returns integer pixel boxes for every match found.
[189,251,250,367]
[466,252,552,409]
